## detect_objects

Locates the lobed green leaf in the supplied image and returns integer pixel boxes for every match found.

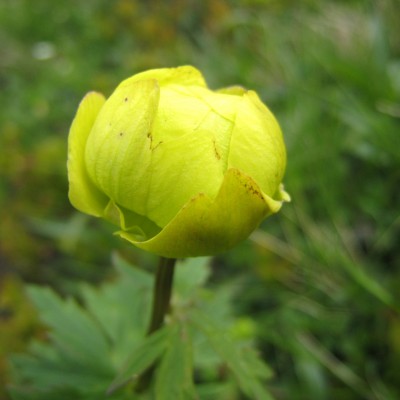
[107,326,170,394]
[155,322,197,400]
[190,309,274,400]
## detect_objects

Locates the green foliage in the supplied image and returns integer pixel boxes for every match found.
[108,327,170,393]
[8,257,274,399]
[191,310,274,400]
[154,322,196,400]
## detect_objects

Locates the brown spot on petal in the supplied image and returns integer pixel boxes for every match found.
[243,180,263,200]
[147,132,153,149]
[152,141,163,151]
[213,140,221,160]
[146,132,162,151]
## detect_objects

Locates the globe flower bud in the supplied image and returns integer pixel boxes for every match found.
[67,66,290,258]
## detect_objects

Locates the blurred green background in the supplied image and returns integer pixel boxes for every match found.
[1,0,399,398]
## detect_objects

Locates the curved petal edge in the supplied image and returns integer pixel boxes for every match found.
[117,168,289,258]
[119,65,207,90]
[67,91,110,217]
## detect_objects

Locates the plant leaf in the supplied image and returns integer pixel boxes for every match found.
[155,322,197,400]
[190,309,274,400]
[80,253,153,365]
[26,286,112,374]
[107,326,170,394]
[174,257,211,299]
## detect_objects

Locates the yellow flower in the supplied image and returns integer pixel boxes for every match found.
[67,66,290,257]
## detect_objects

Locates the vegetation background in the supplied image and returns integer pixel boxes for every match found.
[0,0,399,399]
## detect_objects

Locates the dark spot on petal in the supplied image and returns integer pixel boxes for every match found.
[147,132,153,149]
[213,140,221,160]
[243,180,263,199]
[119,132,124,137]
[152,141,163,151]
[124,97,128,102]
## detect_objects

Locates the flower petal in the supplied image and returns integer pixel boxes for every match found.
[117,168,286,258]
[67,92,109,216]
[141,129,225,227]
[216,86,246,95]
[119,65,207,89]
[227,90,287,197]
[85,79,160,218]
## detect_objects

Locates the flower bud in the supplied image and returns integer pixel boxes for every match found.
[68,66,290,257]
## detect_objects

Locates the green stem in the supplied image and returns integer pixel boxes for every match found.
[147,257,176,334]
[135,257,176,392]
